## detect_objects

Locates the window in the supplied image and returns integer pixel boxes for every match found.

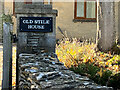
[74,0,97,21]
[24,0,52,4]
[44,0,52,4]
[24,0,32,4]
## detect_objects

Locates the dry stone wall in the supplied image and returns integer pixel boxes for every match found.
[18,53,113,90]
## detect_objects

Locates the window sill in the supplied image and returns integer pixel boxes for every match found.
[73,19,97,23]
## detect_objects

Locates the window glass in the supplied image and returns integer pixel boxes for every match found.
[77,0,84,17]
[44,0,51,4]
[86,1,96,18]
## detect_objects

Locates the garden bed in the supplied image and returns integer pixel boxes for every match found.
[56,38,120,89]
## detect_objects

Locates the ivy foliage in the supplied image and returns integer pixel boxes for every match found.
[2,14,13,24]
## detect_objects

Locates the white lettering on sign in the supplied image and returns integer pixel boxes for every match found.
[22,20,50,25]
[28,25,45,29]
[34,20,50,24]
[23,20,33,24]
[20,17,53,32]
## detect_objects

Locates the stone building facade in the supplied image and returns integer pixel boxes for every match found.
[53,2,119,42]
[0,1,120,42]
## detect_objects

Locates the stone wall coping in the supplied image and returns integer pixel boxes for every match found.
[15,9,58,16]
[22,4,52,9]
[15,4,58,16]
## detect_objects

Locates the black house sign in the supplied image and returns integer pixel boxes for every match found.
[20,17,53,32]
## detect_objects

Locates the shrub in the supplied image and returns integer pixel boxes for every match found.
[56,38,120,88]
[107,73,120,89]
[2,14,13,24]
[70,63,112,86]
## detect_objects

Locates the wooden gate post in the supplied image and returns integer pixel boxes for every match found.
[2,23,12,89]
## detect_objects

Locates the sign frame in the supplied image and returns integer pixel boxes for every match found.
[19,17,53,32]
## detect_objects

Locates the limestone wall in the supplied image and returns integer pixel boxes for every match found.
[4,1,13,14]
[0,2,120,42]
[53,2,97,40]
[15,3,58,54]
[18,53,113,89]
[53,2,119,41]
[0,1,2,42]
[118,2,120,43]
[0,16,2,42]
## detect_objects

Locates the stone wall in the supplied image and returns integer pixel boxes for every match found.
[53,2,119,41]
[15,3,58,55]
[18,53,113,90]
[118,2,120,43]
[53,2,97,40]
[1,2,119,42]
[0,1,2,42]
[0,15,2,43]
